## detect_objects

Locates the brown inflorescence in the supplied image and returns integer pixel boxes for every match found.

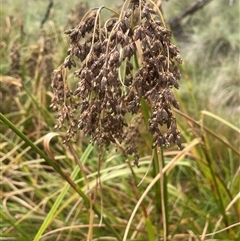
[50,0,182,166]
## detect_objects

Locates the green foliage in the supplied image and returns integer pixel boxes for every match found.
[1,1,239,241]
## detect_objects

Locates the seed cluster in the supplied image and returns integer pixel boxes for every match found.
[50,0,182,166]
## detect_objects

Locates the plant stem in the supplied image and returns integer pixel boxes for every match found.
[159,146,169,240]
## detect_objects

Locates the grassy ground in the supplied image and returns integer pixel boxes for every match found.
[1,0,239,241]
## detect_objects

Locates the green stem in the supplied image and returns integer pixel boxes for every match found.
[160,146,169,239]
[153,148,161,215]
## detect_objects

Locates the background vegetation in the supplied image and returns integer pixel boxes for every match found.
[1,0,239,240]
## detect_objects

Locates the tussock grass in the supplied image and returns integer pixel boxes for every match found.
[1,1,239,241]
[164,0,240,121]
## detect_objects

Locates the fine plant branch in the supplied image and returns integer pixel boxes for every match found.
[40,0,54,29]
[168,0,213,30]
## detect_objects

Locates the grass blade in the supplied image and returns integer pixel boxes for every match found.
[33,144,93,241]
[202,110,240,133]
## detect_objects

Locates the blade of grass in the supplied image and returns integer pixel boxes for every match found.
[141,96,163,239]
[151,147,162,235]
[0,112,65,175]
[174,109,240,156]
[145,217,155,241]
[0,112,122,241]
[33,144,93,241]
[123,138,200,241]
[202,110,240,133]
[159,146,168,241]
[22,84,55,126]
[201,137,229,227]
[0,211,31,241]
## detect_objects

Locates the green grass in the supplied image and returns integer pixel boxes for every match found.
[1,1,239,240]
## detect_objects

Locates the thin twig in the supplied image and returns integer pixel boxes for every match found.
[40,0,53,28]
[168,0,213,30]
